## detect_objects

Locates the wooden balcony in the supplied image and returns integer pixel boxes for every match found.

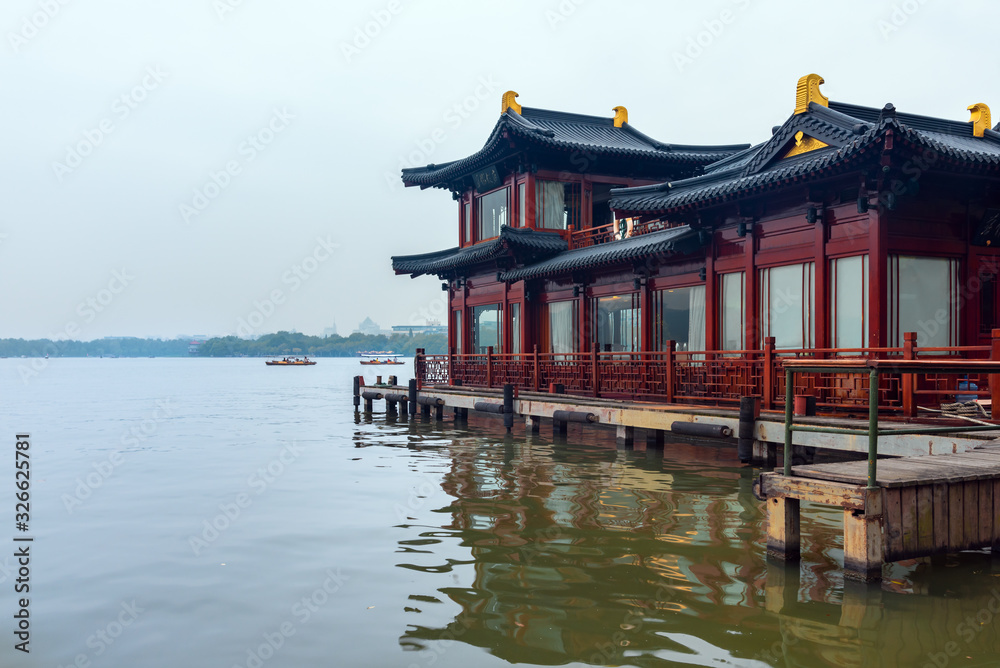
[415,331,1000,416]
[567,219,687,249]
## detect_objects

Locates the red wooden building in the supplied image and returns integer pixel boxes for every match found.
[393,76,1000,414]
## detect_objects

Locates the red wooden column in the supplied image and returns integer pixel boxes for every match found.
[991,330,1000,411]
[641,279,652,358]
[902,332,917,417]
[665,340,676,403]
[814,211,829,350]
[744,227,757,352]
[705,251,717,352]
[868,207,888,349]
[578,288,589,354]
[763,336,775,410]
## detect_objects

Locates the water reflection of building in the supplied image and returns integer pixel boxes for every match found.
[399,438,780,665]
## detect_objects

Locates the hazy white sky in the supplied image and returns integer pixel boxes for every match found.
[0,0,992,340]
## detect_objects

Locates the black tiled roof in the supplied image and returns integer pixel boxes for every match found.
[610,101,1000,215]
[391,226,566,278]
[500,225,699,282]
[402,106,749,190]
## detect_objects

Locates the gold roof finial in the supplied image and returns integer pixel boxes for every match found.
[968,103,991,137]
[501,91,522,115]
[794,74,829,114]
[613,106,628,128]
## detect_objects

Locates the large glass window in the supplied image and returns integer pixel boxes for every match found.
[759,263,815,350]
[831,255,868,349]
[889,255,958,347]
[545,301,578,355]
[535,180,581,230]
[510,303,521,354]
[593,294,641,352]
[463,202,471,245]
[719,272,745,351]
[477,188,509,240]
[652,285,706,352]
[453,310,463,355]
[472,304,502,353]
[518,182,526,228]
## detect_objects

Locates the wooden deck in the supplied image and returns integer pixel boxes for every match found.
[758,447,1000,581]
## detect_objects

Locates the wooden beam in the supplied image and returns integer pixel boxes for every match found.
[759,473,868,510]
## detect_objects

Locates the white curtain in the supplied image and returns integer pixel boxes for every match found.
[549,301,575,356]
[536,181,565,229]
[688,286,706,358]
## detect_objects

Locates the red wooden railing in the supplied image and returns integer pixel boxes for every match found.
[414,331,1000,414]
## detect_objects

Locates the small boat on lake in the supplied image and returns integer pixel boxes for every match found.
[359,352,404,365]
[266,356,316,366]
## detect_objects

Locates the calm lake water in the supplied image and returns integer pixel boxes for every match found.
[2,357,1000,667]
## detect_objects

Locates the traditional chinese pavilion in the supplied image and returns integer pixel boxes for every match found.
[393,76,1000,413]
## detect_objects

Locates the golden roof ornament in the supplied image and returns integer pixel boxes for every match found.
[968,103,991,137]
[613,106,628,128]
[794,74,829,115]
[501,91,522,115]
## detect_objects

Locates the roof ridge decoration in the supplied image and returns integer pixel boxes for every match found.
[969,103,992,137]
[501,91,522,115]
[782,130,830,158]
[613,106,628,128]
[794,74,829,115]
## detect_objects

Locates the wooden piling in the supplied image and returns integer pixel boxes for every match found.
[525,415,540,434]
[616,425,634,450]
[766,497,801,562]
[353,375,361,409]
[503,384,514,433]
[408,379,417,416]
[646,429,664,451]
[843,489,883,582]
[738,396,759,464]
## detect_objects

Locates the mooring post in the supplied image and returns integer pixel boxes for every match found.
[353,375,361,409]
[738,396,759,464]
[364,395,373,413]
[843,488,884,582]
[434,403,443,421]
[388,375,397,387]
[503,384,514,433]
[408,379,417,416]
[386,397,397,417]
[766,497,801,562]
[616,425,634,450]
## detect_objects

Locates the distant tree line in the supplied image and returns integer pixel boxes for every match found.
[197,331,446,357]
[0,332,447,358]
[0,337,191,358]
